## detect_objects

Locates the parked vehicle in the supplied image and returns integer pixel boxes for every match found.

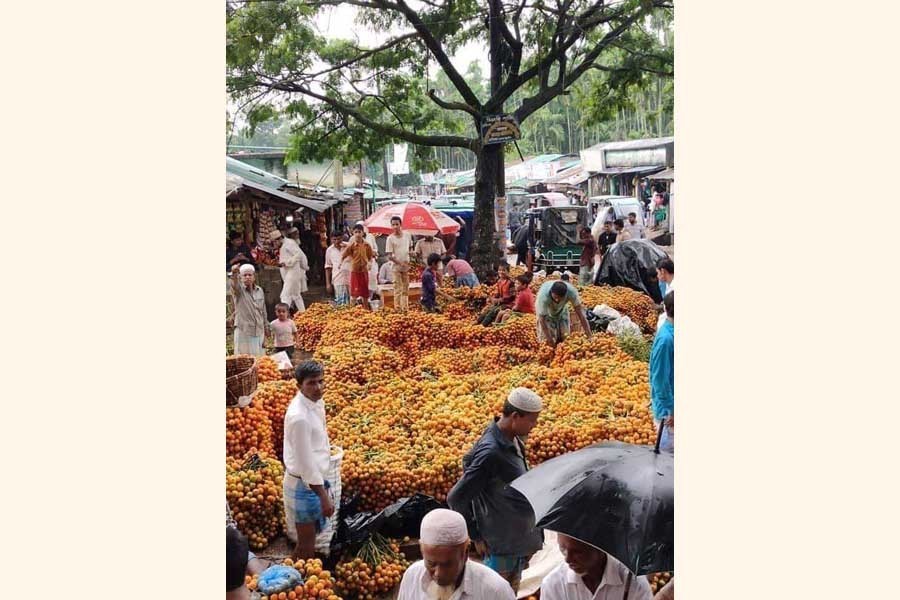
[589,195,647,240]
[525,205,591,272]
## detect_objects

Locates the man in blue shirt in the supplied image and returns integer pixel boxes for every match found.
[650,291,674,453]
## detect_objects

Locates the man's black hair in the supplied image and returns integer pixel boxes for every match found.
[427,252,442,267]
[657,258,674,275]
[331,230,345,238]
[294,360,325,385]
[226,526,249,592]
[352,223,364,232]
[664,290,674,319]
[550,281,569,297]
[390,216,402,225]
[613,218,625,229]
[628,212,636,218]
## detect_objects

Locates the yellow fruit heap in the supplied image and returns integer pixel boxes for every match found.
[255,380,299,460]
[248,557,343,600]
[226,451,284,550]
[286,301,660,512]
[334,535,409,600]
[576,285,659,333]
[226,398,275,458]
[257,355,283,383]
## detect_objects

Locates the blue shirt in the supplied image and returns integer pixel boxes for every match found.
[650,320,674,419]
[421,269,437,308]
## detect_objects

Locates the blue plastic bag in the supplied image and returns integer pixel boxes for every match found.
[257,565,304,595]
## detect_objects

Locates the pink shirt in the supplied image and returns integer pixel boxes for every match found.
[270,318,297,348]
[445,259,474,277]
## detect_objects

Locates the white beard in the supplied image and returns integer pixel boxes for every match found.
[425,579,457,600]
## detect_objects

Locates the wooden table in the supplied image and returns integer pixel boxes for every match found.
[377,282,422,309]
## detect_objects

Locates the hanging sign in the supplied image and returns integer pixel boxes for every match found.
[481,114,521,145]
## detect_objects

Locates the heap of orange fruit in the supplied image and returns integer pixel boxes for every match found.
[257,355,282,383]
[255,380,298,460]
[333,535,409,600]
[226,451,284,549]
[247,557,342,600]
[226,398,275,458]
[283,302,659,511]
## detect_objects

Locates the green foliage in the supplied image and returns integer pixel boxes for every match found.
[617,333,653,363]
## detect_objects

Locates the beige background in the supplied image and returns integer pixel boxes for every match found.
[2,0,899,597]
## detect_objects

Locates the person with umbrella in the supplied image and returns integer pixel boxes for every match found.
[540,533,652,600]
[396,508,515,600]
[446,388,545,593]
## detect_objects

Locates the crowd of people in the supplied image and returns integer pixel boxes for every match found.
[227,208,677,599]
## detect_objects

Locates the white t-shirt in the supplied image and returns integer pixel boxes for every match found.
[283,393,331,486]
[539,558,652,600]
[385,232,413,266]
[324,244,350,286]
[397,560,515,600]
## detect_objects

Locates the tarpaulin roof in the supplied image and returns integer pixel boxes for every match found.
[648,167,675,180]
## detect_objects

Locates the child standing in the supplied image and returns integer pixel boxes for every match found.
[270,303,297,359]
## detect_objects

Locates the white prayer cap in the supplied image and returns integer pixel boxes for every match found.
[239,264,255,275]
[420,509,468,546]
[507,387,543,412]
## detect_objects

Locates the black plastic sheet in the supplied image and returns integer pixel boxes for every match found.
[330,493,443,555]
[593,239,669,303]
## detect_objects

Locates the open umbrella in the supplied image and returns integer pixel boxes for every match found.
[363,202,461,236]
[510,426,673,575]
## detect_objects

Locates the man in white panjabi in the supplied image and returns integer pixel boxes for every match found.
[397,508,515,600]
[539,533,652,600]
[230,263,268,356]
[274,228,309,313]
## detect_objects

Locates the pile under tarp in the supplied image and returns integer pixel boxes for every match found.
[594,240,669,302]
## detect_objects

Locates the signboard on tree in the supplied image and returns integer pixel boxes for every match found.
[481,115,521,145]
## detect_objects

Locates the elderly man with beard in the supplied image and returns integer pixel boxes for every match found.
[539,534,652,600]
[397,509,515,600]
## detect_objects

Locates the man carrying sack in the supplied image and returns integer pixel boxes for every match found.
[283,360,340,559]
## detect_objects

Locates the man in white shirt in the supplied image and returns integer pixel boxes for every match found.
[283,360,335,560]
[540,534,652,600]
[414,234,446,261]
[655,258,674,331]
[277,227,309,314]
[324,231,351,305]
[397,508,515,600]
[385,217,413,311]
[378,260,394,284]
[625,212,647,240]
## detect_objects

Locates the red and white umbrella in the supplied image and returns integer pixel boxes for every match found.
[363,202,461,236]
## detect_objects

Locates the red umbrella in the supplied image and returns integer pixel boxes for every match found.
[363,202,461,236]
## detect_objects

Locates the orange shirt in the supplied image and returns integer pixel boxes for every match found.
[342,240,374,273]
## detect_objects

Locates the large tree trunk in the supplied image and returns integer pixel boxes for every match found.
[469,143,504,278]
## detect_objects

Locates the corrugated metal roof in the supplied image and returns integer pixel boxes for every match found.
[238,178,331,212]
[226,156,290,188]
[648,167,675,180]
[595,165,665,176]
[582,137,674,153]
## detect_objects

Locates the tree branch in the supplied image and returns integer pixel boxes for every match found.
[304,32,418,79]
[262,80,476,150]
[387,0,483,109]
[427,89,482,118]
[514,6,650,122]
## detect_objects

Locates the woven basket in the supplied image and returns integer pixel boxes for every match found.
[226,355,258,407]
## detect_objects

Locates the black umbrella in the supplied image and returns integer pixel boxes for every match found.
[510,424,673,575]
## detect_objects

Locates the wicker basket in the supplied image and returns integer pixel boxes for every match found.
[226,355,258,407]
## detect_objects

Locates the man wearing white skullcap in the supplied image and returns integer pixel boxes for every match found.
[230,262,269,356]
[447,388,544,593]
[397,509,515,600]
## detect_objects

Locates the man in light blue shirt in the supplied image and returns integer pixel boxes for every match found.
[650,291,674,453]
